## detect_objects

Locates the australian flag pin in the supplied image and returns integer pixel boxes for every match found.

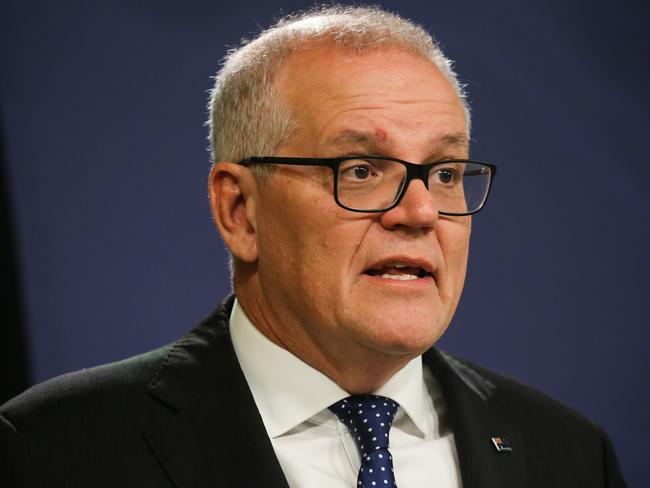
[491,436,513,452]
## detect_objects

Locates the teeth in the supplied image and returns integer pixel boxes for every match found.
[380,273,418,281]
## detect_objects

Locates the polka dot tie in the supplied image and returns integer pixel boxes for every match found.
[329,395,399,487]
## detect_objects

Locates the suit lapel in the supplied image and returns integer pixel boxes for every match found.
[143,296,289,488]
[424,348,526,488]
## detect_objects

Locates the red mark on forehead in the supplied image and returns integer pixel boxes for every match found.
[374,128,388,142]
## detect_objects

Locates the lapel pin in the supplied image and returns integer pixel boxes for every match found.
[491,436,513,452]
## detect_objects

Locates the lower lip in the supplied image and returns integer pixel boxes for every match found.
[360,273,435,289]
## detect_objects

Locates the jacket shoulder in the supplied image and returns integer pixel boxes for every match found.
[1,296,234,434]
[436,351,626,486]
[0,346,177,486]
[1,345,171,426]
[449,353,596,423]
[440,351,605,432]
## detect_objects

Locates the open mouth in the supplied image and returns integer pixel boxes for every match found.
[364,262,432,281]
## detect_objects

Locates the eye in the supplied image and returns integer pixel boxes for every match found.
[340,160,378,181]
[352,165,370,179]
[431,164,462,186]
[437,168,455,184]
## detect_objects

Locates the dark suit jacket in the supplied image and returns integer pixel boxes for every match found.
[1,296,626,487]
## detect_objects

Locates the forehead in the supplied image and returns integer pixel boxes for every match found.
[274,43,468,156]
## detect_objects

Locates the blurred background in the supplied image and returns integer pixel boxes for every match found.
[1,0,647,484]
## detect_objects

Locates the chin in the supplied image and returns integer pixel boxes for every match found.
[361,312,448,356]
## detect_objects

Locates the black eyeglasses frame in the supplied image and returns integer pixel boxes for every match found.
[239,156,497,216]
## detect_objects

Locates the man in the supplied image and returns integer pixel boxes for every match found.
[0,5,625,487]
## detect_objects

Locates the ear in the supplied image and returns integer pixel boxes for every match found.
[208,162,259,263]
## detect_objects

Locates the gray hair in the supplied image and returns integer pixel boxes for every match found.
[207,5,470,165]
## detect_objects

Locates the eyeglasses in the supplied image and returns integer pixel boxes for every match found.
[239,156,497,216]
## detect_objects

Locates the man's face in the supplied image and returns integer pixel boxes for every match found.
[248,44,470,369]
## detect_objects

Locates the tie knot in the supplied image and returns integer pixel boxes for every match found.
[329,395,399,455]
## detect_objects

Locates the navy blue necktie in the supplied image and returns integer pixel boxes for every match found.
[329,395,399,487]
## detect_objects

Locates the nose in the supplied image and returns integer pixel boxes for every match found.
[379,178,439,230]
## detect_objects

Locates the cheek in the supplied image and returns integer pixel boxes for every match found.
[255,184,352,281]
[298,214,370,285]
[437,220,471,294]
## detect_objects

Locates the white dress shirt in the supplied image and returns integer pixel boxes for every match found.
[229,299,462,487]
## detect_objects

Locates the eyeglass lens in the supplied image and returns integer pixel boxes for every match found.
[336,158,491,214]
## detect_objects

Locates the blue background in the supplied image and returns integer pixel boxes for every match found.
[1,0,647,484]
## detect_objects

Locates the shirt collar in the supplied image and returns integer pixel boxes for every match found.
[229,299,431,438]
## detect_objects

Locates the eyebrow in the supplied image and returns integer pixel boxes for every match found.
[324,130,380,151]
[440,132,469,149]
[324,129,469,154]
